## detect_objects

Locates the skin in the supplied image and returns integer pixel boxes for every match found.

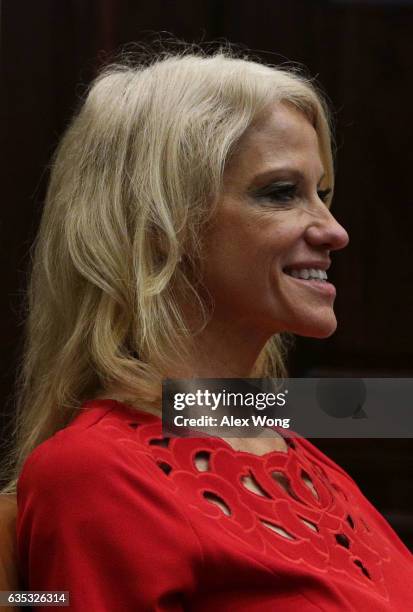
[175,102,348,455]
[174,102,349,381]
[101,102,349,455]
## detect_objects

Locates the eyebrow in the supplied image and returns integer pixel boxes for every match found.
[249,167,327,189]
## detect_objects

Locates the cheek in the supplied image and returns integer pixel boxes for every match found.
[201,224,264,294]
[201,209,251,269]
[201,206,303,294]
[268,220,307,272]
[204,240,256,290]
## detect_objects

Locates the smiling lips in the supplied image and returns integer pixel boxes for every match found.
[286,268,327,281]
[283,264,336,297]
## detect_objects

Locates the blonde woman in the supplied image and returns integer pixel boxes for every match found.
[3,44,413,610]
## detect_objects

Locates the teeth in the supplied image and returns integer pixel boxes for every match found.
[287,268,328,281]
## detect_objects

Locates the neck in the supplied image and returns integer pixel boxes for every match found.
[92,312,281,409]
[165,313,273,379]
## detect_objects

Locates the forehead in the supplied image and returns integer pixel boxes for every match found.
[225,102,324,186]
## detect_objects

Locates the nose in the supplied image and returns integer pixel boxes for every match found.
[305,206,349,252]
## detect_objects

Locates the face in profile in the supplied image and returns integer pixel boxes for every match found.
[200,102,349,339]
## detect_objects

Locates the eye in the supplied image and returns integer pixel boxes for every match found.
[257,182,297,203]
[317,188,332,204]
[252,182,332,206]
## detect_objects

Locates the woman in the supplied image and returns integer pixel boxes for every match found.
[3,44,413,610]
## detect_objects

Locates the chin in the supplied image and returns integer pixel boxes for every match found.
[306,326,337,339]
[288,316,338,339]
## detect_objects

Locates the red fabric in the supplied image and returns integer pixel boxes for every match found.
[17,398,413,611]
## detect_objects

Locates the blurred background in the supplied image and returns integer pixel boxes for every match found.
[2,0,413,548]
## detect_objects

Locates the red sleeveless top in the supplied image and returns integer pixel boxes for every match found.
[17,398,413,611]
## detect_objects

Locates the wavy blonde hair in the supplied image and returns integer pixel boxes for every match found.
[1,42,335,494]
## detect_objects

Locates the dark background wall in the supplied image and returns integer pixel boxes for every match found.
[2,0,413,548]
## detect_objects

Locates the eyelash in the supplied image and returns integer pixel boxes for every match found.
[259,183,331,204]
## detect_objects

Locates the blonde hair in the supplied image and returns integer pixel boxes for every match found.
[1,42,335,494]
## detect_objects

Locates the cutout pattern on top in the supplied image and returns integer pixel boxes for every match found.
[101,414,392,600]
